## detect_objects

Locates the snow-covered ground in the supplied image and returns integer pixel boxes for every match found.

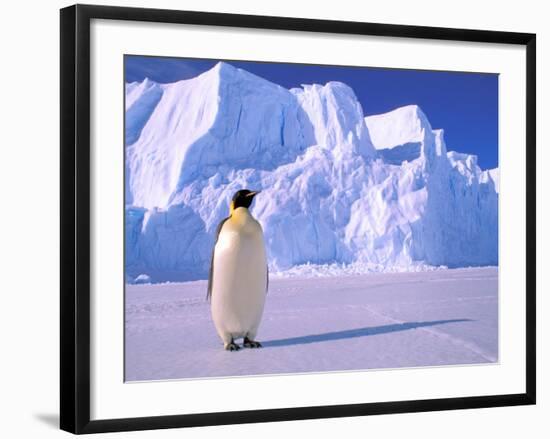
[125,267,498,381]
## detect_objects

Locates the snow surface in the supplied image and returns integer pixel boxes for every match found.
[125,267,498,381]
[125,62,499,283]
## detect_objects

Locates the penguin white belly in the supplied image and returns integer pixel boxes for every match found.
[211,213,267,344]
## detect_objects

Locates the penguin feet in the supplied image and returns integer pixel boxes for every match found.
[225,341,240,351]
[243,337,262,348]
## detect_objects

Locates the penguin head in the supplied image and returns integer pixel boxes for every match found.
[230,189,260,213]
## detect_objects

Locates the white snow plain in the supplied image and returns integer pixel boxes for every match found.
[125,267,498,381]
[125,62,499,283]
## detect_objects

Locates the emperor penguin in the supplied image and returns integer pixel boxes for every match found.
[207,189,268,351]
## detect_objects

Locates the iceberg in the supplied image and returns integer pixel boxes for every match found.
[125,62,498,282]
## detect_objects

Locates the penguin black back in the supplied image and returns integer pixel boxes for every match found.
[206,216,229,301]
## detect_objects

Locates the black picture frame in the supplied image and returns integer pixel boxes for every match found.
[60,4,536,434]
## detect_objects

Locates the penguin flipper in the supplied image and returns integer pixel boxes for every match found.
[206,216,230,301]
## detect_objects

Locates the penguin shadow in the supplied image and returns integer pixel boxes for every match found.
[261,319,472,348]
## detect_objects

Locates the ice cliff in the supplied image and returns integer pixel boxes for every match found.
[125,62,498,282]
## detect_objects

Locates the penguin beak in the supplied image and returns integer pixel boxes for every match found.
[246,191,261,198]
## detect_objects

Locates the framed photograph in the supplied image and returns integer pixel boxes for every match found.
[60,4,536,434]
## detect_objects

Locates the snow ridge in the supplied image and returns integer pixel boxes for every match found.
[125,62,498,283]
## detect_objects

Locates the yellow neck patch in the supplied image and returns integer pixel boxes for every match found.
[229,200,235,216]
[230,205,251,226]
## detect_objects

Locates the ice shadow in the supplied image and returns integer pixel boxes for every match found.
[262,319,472,348]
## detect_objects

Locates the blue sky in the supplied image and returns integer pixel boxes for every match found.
[126,56,498,170]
